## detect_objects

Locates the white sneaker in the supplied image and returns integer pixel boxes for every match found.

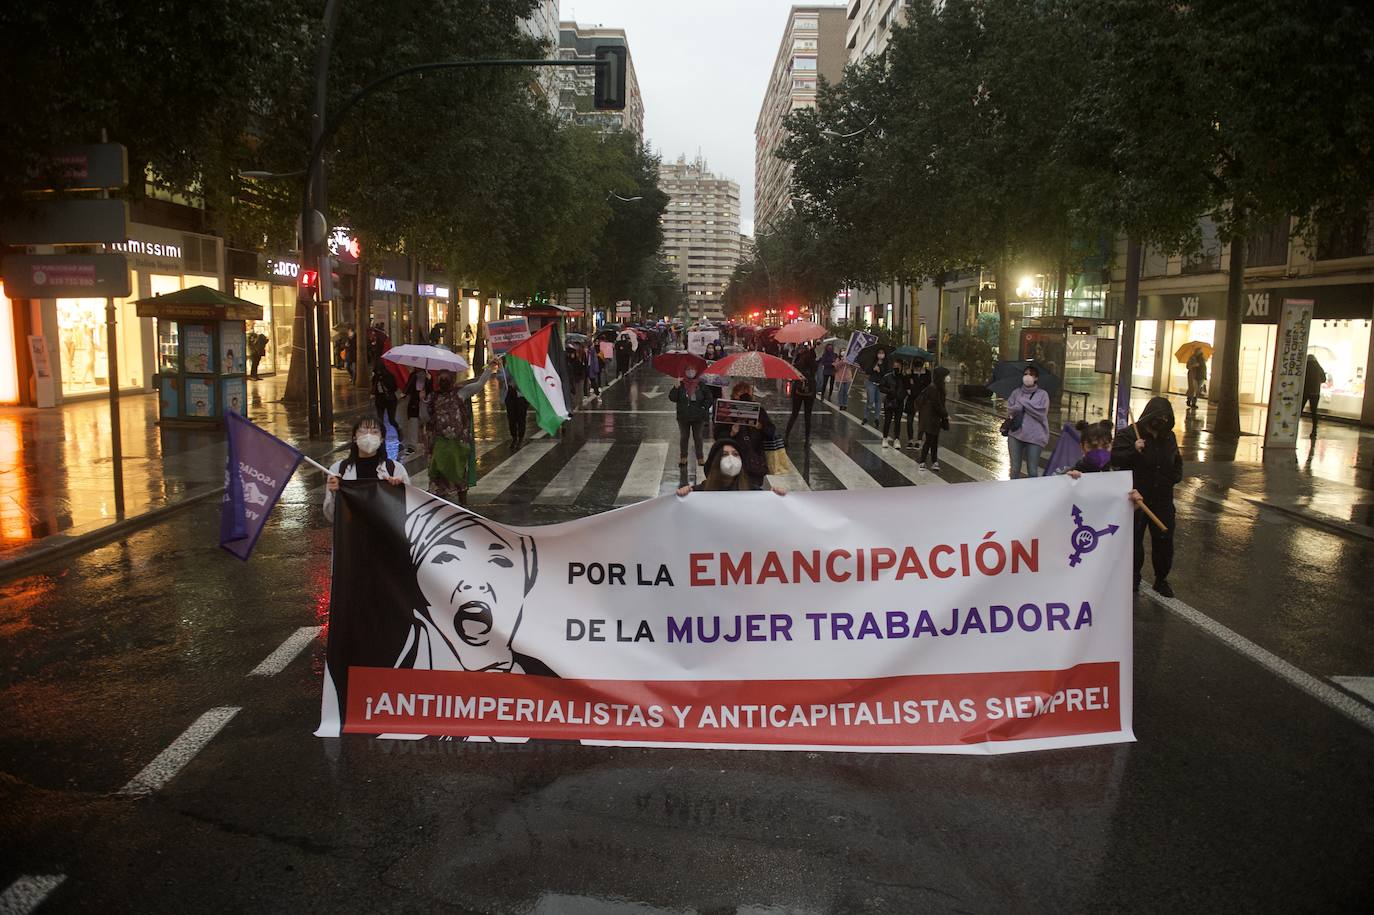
[931,461,941,471]
[881,438,890,448]
[918,461,927,470]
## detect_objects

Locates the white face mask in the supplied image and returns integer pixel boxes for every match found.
[685,369,697,379]
[1023,375,1036,387]
[356,433,382,455]
[719,454,743,477]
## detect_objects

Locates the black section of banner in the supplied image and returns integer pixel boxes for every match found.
[325,481,420,723]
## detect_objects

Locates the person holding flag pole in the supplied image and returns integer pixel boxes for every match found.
[503,324,572,438]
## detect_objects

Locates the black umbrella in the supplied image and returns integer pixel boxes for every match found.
[855,342,898,374]
[987,361,1062,399]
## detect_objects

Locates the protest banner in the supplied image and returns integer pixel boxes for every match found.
[318,474,1134,754]
[713,398,762,428]
[688,330,719,356]
[486,318,531,355]
[845,331,877,364]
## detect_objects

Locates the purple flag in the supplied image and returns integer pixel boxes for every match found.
[1044,422,1082,476]
[220,411,303,561]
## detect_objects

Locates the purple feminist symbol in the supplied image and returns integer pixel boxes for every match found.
[1069,504,1119,567]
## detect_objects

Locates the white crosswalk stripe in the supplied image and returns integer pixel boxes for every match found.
[469,441,556,502]
[617,441,670,504]
[929,444,999,482]
[861,441,949,486]
[535,442,613,504]
[810,441,882,489]
[1332,676,1374,705]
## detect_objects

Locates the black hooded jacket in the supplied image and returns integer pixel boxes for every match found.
[1111,396,1182,504]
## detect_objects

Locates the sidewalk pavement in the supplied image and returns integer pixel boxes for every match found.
[927,363,1374,539]
[0,370,379,576]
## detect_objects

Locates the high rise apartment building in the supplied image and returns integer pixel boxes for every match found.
[555,22,645,139]
[846,0,909,63]
[755,5,848,234]
[521,0,562,111]
[660,157,742,321]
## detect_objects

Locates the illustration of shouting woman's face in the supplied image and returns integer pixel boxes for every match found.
[406,497,536,672]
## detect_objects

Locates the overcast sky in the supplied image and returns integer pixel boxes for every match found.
[562,0,819,236]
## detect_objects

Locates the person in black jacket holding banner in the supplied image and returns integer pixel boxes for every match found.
[1112,396,1183,597]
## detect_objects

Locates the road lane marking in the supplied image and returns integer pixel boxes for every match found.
[0,876,66,915]
[1332,676,1374,705]
[469,442,555,501]
[249,626,322,677]
[810,441,881,489]
[860,442,949,486]
[617,441,670,504]
[118,707,242,797]
[535,443,613,504]
[1141,586,1374,735]
[928,445,999,482]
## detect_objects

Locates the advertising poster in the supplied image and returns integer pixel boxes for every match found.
[1265,299,1314,449]
[319,474,1135,755]
[183,324,214,374]
[159,376,179,418]
[219,323,247,375]
[486,318,531,355]
[185,378,215,417]
[222,377,247,416]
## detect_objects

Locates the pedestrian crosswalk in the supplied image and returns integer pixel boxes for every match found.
[437,431,1000,510]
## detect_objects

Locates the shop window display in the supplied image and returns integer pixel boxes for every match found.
[57,296,143,396]
[1308,320,1370,419]
[1163,320,1215,396]
[1132,321,1158,389]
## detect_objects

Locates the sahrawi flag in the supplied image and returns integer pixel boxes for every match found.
[220,411,304,560]
[504,323,570,435]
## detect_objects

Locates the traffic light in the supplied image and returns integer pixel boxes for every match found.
[594,45,628,111]
[786,307,797,319]
[298,268,320,303]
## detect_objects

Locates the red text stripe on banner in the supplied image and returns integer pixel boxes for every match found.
[345,663,1120,747]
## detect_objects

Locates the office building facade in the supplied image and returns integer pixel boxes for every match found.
[661,157,742,321]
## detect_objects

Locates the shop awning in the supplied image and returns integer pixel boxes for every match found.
[134,284,263,321]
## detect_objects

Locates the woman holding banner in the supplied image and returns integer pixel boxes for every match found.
[323,417,410,523]
[676,439,786,496]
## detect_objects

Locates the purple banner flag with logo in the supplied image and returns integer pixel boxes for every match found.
[220,411,304,561]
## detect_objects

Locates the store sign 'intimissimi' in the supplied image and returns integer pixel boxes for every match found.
[107,238,181,259]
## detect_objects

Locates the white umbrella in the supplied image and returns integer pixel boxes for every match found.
[382,343,470,373]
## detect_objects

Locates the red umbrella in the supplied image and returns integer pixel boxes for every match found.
[653,352,709,379]
[775,321,826,344]
[708,351,802,380]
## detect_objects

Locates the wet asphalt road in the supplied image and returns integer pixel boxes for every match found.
[2,362,1374,913]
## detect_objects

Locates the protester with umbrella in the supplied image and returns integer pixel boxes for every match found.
[1182,343,1210,409]
[784,344,818,446]
[425,357,499,507]
[905,359,931,449]
[880,359,908,448]
[857,344,890,426]
[818,342,839,400]
[659,353,713,468]
[1003,365,1051,478]
[370,360,402,450]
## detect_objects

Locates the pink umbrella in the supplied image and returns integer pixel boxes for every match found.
[774,321,826,344]
[708,351,802,380]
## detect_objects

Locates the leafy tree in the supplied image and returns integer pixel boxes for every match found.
[1069,0,1374,435]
